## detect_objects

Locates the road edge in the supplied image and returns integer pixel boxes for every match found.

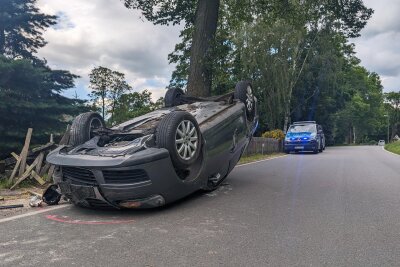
[382,146,400,157]
[236,155,287,167]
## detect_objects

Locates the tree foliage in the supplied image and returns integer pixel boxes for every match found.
[127,0,372,97]
[162,0,377,143]
[0,0,86,158]
[384,91,400,140]
[0,56,86,158]
[112,90,164,125]
[0,0,57,61]
[89,66,132,120]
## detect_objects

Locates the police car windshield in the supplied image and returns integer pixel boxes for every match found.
[288,124,317,133]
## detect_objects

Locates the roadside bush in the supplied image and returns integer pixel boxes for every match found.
[262,129,285,140]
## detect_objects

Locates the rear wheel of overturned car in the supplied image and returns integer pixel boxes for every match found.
[68,112,105,146]
[234,81,256,121]
[164,88,185,107]
[156,111,202,170]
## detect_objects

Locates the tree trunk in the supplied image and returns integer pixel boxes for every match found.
[0,25,5,55]
[187,0,220,97]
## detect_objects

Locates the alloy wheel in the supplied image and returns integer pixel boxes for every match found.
[246,85,254,112]
[175,120,199,161]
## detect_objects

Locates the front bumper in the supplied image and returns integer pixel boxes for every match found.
[284,140,317,152]
[47,147,198,209]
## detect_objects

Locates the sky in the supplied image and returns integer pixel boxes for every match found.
[37,0,399,102]
[37,0,182,101]
[352,0,400,93]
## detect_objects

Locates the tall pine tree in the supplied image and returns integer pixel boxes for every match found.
[0,0,86,158]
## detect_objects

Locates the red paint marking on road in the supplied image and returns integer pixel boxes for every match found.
[45,215,135,225]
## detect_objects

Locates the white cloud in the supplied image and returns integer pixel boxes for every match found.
[352,0,400,92]
[37,0,183,100]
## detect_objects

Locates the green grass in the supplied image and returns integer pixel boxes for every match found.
[0,178,13,189]
[385,141,400,155]
[0,174,40,189]
[238,153,285,165]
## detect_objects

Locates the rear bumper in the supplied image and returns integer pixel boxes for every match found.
[48,147,198,209]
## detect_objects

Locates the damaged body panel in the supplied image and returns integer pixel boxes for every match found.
[47,82,258,209]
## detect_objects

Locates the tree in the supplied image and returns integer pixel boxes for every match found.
[125,0,372,97]
[89,67,113,119]
[112,90,164,125]
[0,0,56,61]
[332,67,385,144]
[385,91,400,140]
[108,71,132,122]
[233,17,308,132]
[0,56,86,158]
[89,67,132,120]
[0,0,87,157]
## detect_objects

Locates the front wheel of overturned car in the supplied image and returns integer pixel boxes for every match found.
[68,112,105,146]
[234,81,256,121]
[156,111,202,170]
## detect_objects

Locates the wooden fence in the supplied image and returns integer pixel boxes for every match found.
[244,137,282,156]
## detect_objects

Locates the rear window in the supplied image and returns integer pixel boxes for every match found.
[288,124,317,133]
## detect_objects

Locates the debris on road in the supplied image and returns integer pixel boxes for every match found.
[42,184,62,206]
[0,204,24,210]
[29,195,43,207]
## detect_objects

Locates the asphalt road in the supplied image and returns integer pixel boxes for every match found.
[1,146,400,267]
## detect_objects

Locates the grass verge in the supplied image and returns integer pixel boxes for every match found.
[238,153,285,165]
[0,178,13,189]
[385,141,400,155]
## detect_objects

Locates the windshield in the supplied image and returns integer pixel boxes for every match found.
[288,124,317,133]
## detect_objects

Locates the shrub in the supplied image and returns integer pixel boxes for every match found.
[262,129,285,140]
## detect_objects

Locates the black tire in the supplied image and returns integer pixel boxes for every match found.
[234,81,255,121]
[69,112,105,146]
[165,88,185,107]
[284,150,290,154]
[156,111,202,169]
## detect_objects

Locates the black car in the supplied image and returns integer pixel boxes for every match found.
[284,121,325,154]
[47,81,258,209]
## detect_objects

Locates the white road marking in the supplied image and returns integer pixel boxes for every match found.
[236,155,287,167]
[0,204,69,224]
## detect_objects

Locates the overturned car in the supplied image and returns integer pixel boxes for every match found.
[47,81,258,209]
